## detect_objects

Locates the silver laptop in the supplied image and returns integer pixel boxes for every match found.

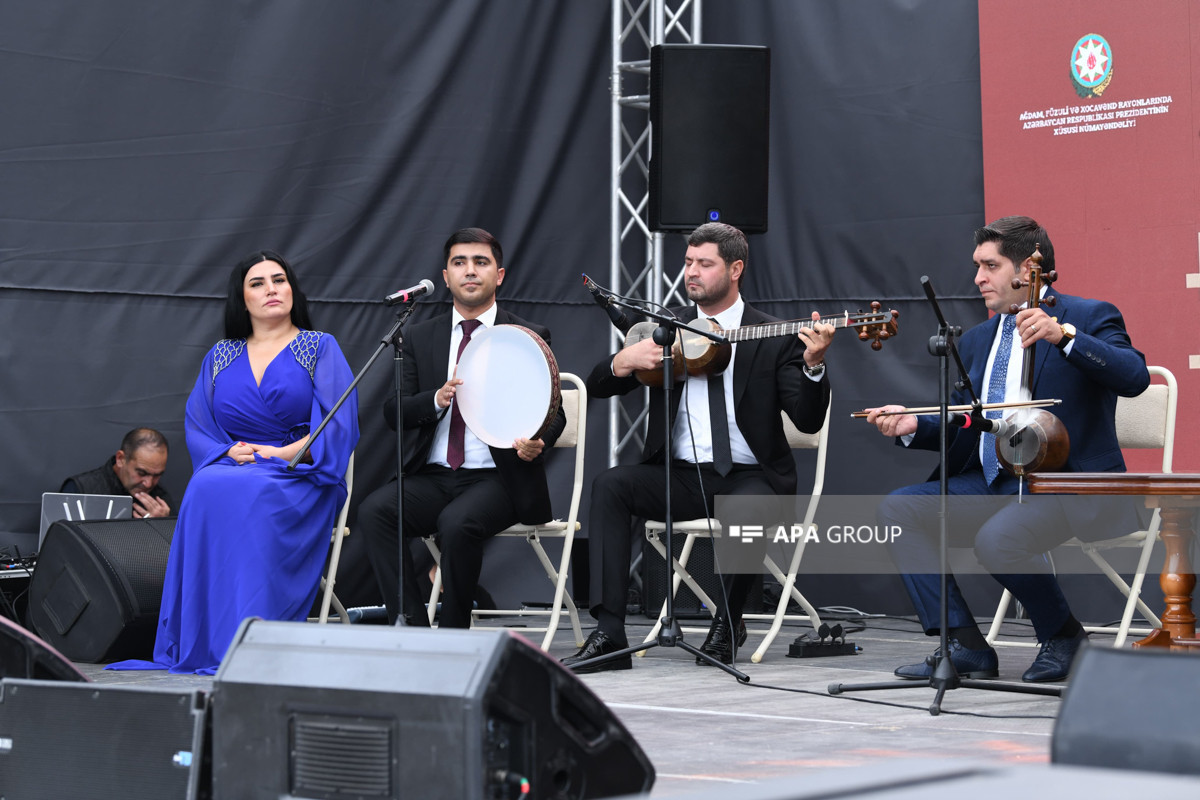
[38,492,134,549]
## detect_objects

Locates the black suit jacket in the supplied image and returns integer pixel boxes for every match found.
[383,308,567,523]
[587,302,830,495]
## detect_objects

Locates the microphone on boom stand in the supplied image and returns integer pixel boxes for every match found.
[582,274,634,334]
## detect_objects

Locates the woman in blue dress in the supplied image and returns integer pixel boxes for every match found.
[112,251,358,674]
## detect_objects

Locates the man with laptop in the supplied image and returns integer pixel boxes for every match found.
[59,427,174,519]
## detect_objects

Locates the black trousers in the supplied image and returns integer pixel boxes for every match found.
[360,465,518,628]
[588,461,772,631]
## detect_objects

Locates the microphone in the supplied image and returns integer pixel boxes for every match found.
[948,412,1019,438]
[582,273,633,334]
[383,279,435,306]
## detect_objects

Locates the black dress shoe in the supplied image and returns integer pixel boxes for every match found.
[561,630,632,674]
[1022,630,1088,682]
[893,638,999,680]
[696,614,748,665]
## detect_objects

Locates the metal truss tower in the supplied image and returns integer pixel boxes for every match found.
[608,0,701,466]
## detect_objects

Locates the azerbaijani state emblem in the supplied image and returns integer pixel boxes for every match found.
[1071,34,1112,98]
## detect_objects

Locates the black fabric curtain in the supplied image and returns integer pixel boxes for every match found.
[1,1,988,614]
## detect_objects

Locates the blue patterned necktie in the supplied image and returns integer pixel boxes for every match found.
[982,314,1016,484]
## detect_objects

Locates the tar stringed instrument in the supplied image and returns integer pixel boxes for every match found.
[629,302,899,386]
[995,245,1070,477]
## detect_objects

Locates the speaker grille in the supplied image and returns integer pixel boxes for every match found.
[290,713,394,798]
[68,517,175,615]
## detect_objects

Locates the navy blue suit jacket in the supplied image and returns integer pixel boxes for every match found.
[910,290,1149,481]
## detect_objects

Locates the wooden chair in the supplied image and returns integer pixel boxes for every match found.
[986,366,1178,648]
[425,373,587,650]
[640,399,832,662]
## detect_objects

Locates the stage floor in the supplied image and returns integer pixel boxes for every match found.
[75,612,1097,797]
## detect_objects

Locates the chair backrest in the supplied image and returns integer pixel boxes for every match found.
[781,393,831,484]
[552,373,587,523]
[1115,365,1176,473]
[554,381,582,448]
[782,394,832,525]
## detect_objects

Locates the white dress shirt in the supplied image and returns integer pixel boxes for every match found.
[428,303,499,469]
[671,296,756,465]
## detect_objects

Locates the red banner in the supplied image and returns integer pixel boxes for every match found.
[979,0,1198,471]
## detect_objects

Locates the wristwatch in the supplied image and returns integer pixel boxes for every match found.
[803,361,826,378]
[1056,323,1076,351]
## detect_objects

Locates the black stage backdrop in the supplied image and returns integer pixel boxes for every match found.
[1,2,1013,617]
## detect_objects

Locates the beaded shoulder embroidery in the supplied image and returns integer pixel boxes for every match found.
[212,339,246,384]
[289,330,324,379]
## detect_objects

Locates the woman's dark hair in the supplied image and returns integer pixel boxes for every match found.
[224,250,313,339]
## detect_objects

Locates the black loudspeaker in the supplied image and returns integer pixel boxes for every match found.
[212,620,655,800]
[649,44,770,233]
[0,678,211,799]
[1053,646,1200,775]
[27,517,175,662]
[0,614,89,681]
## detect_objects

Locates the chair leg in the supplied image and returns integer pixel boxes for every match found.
[524,532,582,650]
[750,544,823,663]
[640,531,671,647]
[317,529,348,624]
[640,532,716,653]
[986,589,1013,646]
[424,538,442,627]
[1085,527,1163,648]
[329,588,350,624]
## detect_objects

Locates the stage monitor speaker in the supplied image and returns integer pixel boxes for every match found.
[212,620,655,800]
[27,516,175,663]
[1052,646,1200,775]
[0,614,88,681]
[649,44,770,233]
[0,678,210,799]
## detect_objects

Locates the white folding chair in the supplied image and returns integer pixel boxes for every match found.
[425,373,587,650]
[640,399,832,662]
[986,366,1177,648]
[312,453,353,624]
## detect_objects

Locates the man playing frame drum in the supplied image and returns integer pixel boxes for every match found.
[360,227,566,627]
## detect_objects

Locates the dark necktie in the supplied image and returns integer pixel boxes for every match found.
[447,318,482,470]
[706,319,733,476]
[982,314,1016,484]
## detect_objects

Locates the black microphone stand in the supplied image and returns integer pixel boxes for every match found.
[827,277,1060,714]
[290,298,422,627]
[565,297,749,682]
